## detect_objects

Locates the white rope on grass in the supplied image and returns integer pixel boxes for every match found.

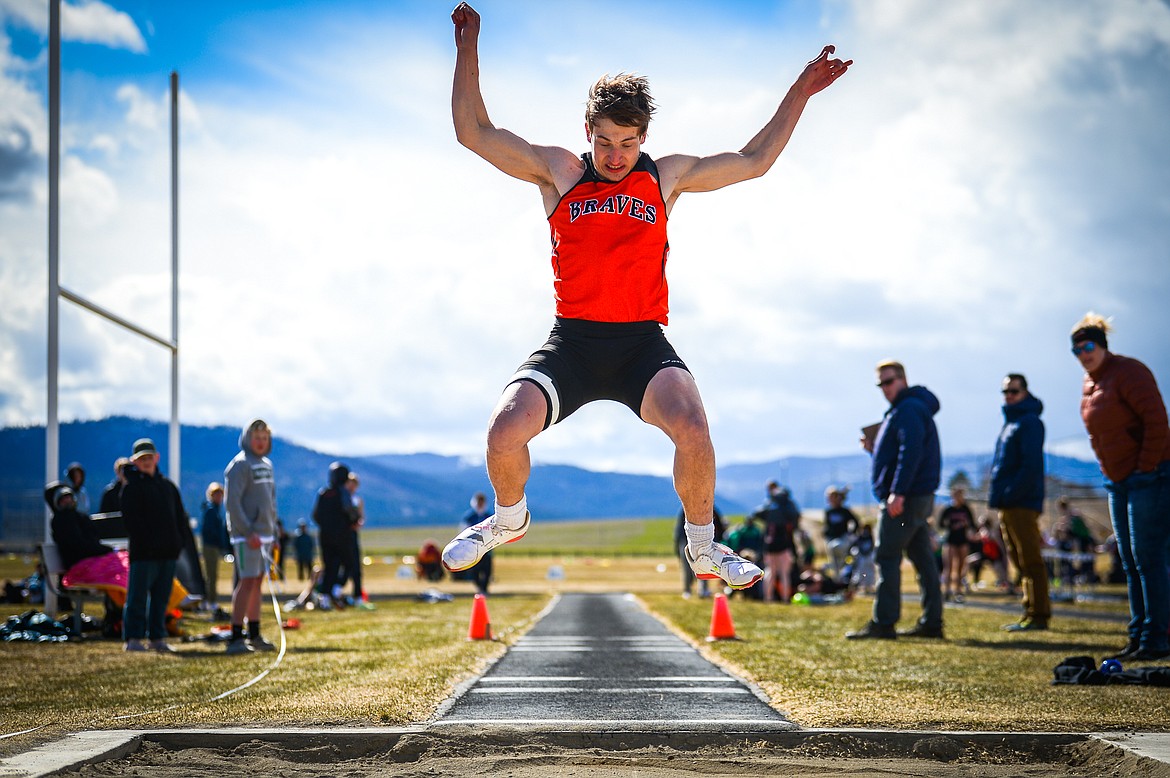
[208,581,287,702]
[112,547,287,719]
[0,725,47,740]
[0,548,290,738]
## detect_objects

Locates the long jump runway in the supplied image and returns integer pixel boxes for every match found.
[432,592,795,731]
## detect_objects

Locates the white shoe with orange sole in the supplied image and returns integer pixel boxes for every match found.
[685,542,763,590]
[442,511,531,572]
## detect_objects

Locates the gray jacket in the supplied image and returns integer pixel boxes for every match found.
[224,420,277,542]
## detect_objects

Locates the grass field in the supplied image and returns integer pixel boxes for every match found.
[357,516,682,556]
[1,516,1164,761]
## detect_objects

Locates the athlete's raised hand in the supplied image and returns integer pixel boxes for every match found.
[452,2,481,50]
[797,45,852,97]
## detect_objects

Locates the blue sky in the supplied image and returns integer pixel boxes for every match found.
[2,0,1169,478]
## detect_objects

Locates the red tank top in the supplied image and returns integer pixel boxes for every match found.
[547,153,670,324]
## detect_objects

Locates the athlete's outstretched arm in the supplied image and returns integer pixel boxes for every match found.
[451,3,567,188]
[659,46,852,200]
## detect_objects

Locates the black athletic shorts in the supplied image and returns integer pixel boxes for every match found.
[510,318,690,430]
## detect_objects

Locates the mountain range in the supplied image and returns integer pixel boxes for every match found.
[0,416,1104,543]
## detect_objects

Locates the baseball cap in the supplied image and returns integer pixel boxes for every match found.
[131,438,158,460]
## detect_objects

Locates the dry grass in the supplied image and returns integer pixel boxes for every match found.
[0,589,546,756]
[1,543,1162,761]
[643,590,1168,732]
[360,518,679,556]
[0,551,676,757]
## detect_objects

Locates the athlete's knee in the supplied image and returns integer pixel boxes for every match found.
[486,424,529,458]
[487,385,547,451]
[664,406,712,450]
[644,371,709,441]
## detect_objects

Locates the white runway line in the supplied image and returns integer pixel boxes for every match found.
[470,687,751,694]
[509,646,694,652]
[519,636,682,642]
[479,676,739,683]
[431,718,790,726]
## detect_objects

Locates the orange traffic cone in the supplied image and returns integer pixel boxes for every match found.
[706,592,739,641]
[467,593,493,641]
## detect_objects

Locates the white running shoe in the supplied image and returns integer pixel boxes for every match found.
[685,542,764,590]
[442,511,531,572]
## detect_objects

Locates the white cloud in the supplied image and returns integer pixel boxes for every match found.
[0,0,146,52]
[65,0,145,52]
[59,153,118,228]
[0,0,43,30]
[0,31,44,198]
[115,83,163,132]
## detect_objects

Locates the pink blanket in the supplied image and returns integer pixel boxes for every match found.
[62,549,129,592]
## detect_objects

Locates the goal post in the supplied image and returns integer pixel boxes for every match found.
[44,0,181,612]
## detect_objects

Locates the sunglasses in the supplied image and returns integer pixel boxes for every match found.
[1002,388,1022,396]
[1071,341,1098,356]
[876,377,899,388]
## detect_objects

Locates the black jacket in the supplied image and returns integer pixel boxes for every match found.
[312,486,358,544]
[120,465,188,562]
[99,481,123,514]
[50,506,113,570]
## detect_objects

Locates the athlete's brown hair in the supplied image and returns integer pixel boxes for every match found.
[585,73,656,135]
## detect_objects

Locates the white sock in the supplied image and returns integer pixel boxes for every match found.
[494,496,528,531]
[685,520,715,558]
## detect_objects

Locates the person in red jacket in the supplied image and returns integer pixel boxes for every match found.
[1073,312,1170,661]
[440,2,850,591]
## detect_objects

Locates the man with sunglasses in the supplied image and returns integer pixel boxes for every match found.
[847,360,943,640]
[988,373,1049,632]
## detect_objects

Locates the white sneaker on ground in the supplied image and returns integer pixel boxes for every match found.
[442,511,531,572]
[149,639,177,653]
[685,542,764,590]
[124,639,147,652]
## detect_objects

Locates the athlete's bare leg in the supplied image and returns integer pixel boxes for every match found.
[641,367,761,590]
[640,367,715,526]
[485,380,547,507]
[442,381,544,572]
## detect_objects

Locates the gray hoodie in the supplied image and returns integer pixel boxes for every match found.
[224,419,278,543]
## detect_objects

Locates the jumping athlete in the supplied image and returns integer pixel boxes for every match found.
[441,3,851,590]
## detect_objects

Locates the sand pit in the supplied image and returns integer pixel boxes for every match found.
[55,728,1170,778]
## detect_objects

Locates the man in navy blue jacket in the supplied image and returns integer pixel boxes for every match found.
[847,360,944,640]
[989,373,1049,631]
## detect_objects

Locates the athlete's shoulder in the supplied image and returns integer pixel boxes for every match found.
[534,146,585,197]
[652,152,698,175]
[537,145,583,176]
[648,152,700,207]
